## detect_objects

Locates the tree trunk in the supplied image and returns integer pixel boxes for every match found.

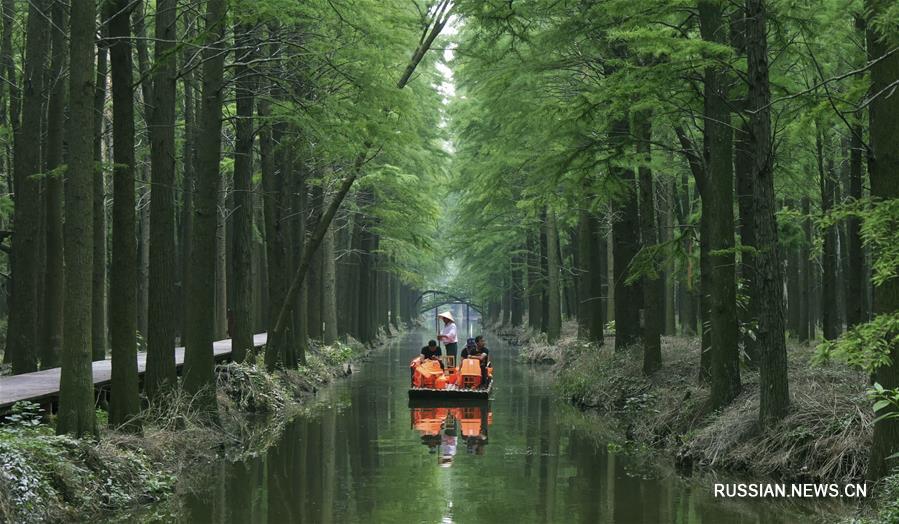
[539,210,550,333]
[137,182,150,339]
[526,229,542,330]
[57,0,96,437]
[146,0,179,396]
[214,181,228,339]
[107,0,140,429]
[746,0,789,423]
[845,125,865,328]
[699,0,741,407]
[229,22,256,362]
[322,185,339,345]
[260,88,289,369]
[179,12,198,342]
[133,0,152,342]
[5,0,49,374]
[818,126,841,341]
[357,221,376,343]
[184,0,227,410]
[41,0,66,369]
[636,113,661,374]
[611,118,641,351]
[576,208,592,339]
[675,171,697,336]
[288,151,308,359]
[92,36,108,362]
[307,184,323,340]
[698,206,712,382]
[607,232,615,324]
[786,200,802,336]
[595,218,608,337]
[510,250,525,327]
[348,209,364,340]
[545,210,562,343]
[799,197,813,342]
[866,0,899,481]
[735,122,758,366]
[0,0,15,146]
[662,179,676,335]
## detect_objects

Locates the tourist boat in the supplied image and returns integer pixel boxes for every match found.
[408,357,493,400]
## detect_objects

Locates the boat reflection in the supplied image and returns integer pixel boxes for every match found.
[409,400,492,466]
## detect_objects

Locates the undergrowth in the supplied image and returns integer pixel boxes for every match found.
[517,320,872,483]
[0,334,374,522]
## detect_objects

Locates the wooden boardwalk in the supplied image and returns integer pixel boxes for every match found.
[0,333,268,413]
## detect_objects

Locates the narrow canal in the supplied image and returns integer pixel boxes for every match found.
[178,331,845,523]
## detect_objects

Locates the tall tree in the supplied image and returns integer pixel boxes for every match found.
[57,0,96,437]
[526,230,543,331]
[845,125,865,329]
[92,33,108,362]
[41,0,67,369]
[183,0,228,407]
[0,0,15,148]
[545,209,561,343]
[107,0,140,428]
[146,0,179,396]
[321,186,339,345]
[229,20,257,361]
[576,208,594,340]
[799,196,813,342]
[745,0,789,423]
[636,113,661,374]
[611,118,641,351]
[865,0,899,481]
[818,127,841,341]
[699,0,741,407]
[6,0,49,374]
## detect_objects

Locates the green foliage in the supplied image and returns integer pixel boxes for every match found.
[869,383,899,428]
[817,198,899,287]
[5,401,43,428]
[814,312,899,372]
[856,472,899,524]
[217,361,291,413]
[0,420,175,523]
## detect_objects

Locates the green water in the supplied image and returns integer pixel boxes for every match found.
[178,332,850,523]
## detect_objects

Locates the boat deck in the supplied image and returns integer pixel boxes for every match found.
[408,380,493,400]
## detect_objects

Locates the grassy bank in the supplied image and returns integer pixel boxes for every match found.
[513,321,899,522]
[0,333,390,523]
[517,321,872,481]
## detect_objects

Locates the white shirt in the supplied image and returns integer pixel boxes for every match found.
[440,322,457,344]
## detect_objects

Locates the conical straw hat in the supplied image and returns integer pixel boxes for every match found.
[437,311,455,323]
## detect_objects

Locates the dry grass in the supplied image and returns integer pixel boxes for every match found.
[520,320,872,482]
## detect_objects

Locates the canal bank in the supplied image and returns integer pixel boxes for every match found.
[0,331,397,523]
[136,329,860,523]
[515,321,899,523]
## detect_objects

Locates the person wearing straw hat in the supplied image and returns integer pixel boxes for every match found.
[437,311,458,359]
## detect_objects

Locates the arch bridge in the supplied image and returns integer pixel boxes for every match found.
[414,290,484,340]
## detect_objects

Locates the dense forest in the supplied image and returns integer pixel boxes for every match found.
[0,0,447,430]
[0,0,898,511]
[446,0,899,483]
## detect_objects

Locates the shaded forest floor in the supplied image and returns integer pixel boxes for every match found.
[515,321,899,523]
[0,329,400,523]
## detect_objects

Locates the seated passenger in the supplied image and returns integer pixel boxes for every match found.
[461,335,490,387]
[421,339,444,369]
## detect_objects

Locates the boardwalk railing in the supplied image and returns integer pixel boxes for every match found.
[0,333,268,414]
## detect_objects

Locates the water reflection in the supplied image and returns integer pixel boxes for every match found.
[410,402,492,464]
[173,332,850,524]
